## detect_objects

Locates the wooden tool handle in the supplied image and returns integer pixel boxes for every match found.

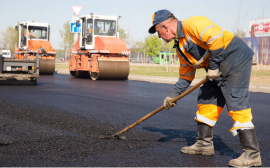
[113,77,209,137]
[171,77,209,103]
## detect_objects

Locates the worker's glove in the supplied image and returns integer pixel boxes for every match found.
[163,97,177,110]
[207,69,222,81]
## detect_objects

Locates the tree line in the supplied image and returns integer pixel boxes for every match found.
[0,21,247,60]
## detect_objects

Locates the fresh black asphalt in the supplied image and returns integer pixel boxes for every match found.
[0,74,269,166]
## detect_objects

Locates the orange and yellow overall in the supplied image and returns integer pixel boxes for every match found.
[168,16,254,135]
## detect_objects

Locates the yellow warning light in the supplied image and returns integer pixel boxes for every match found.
[22,67,25,70]
[32,66,34,69]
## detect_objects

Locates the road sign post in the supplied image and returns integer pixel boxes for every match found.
[71,6,82,45]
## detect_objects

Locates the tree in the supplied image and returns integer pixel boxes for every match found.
[59,21,74,51]
[144,35,162,64]
[59,21,74,65]
[129,40,140,56]
[118,25,129,45]
[0,26,18,54]
[129,40,143,62]
[145,34,162,57]
[232,0,249,38]
[162,40,174,52]
[234,29,246,38]
[55,49,66,59]
[139,41,147,64]
[162,40,175,72]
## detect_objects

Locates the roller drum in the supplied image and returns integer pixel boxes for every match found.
[70,71,90,78]
[90,60,129,80]
[39,59,55,75]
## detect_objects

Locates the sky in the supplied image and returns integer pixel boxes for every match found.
[1,0,270,49]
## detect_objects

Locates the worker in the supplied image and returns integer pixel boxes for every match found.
[22,28,34,46]
[23,27,35,38]
[108,24,116,36]
[148,9,261,167]
[88,22,102,35]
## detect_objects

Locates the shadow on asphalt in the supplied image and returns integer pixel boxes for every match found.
[143,127,241,159]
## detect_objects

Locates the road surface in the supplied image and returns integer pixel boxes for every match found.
[0,74,269,166]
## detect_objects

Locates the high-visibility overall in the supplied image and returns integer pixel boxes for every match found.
[23,31,34,37]
[168,16,254,135]
[88,25,101,35]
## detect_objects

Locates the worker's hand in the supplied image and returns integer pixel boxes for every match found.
[163,97,177,110]
[207,69,222,81]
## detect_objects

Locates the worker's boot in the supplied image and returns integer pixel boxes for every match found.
[228,129,261,167]
[181,122,214,155]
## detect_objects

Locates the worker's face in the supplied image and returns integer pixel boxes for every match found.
[155,24,174,43]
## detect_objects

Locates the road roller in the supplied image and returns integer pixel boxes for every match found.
[0,49,39,85]
[14,21,55,75]
[69,14,130,80]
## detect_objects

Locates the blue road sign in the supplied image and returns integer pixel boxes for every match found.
[70,23,81,33]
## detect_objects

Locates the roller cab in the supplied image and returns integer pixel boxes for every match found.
[69,14,130,80]
[14,21,55,75]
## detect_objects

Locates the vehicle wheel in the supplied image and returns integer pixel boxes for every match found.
[70,71,90,78]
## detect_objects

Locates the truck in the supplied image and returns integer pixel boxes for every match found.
[0,49,39,85]
[69,13,130,80]
[1,50,11,58]
[14,21,55,75]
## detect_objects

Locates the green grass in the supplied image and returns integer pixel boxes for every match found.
[55,64,69,70]
[55,63,270,84]
[251,69,270,76]
[129,65,270,84]
[250,69,270,84]
[130,65,207,79]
